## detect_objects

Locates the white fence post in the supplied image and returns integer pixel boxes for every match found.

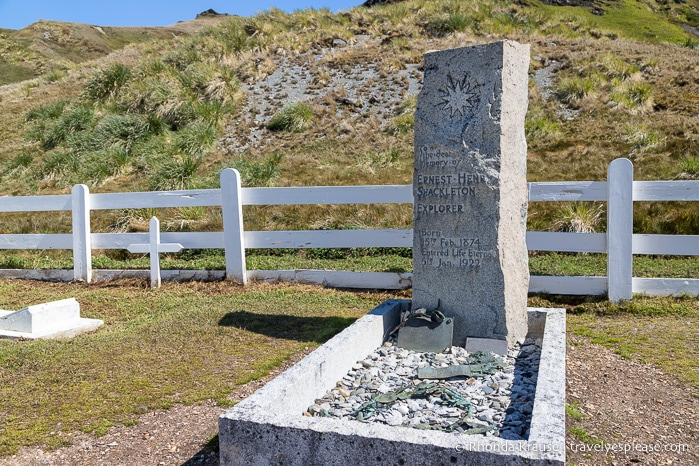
[221,168,247,285]
[149,217,162,288]
[607,158,633,302]
[71,184,92,283]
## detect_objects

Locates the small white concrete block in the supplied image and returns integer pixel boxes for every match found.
[0,298,103,340]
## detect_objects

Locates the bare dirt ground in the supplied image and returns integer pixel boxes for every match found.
[2,335,697,466]
[566,335,699,465]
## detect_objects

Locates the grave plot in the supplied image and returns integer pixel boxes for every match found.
[219,40,566,465]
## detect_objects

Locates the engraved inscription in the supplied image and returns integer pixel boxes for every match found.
[415,186,476,198]
[418,230,494,269]
[417,146,459,168]
[415,169,490,214]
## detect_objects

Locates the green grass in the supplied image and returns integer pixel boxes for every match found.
[525,106,562,147]
[83,63,133,102]
[529,253,699,278]
[231,152,284,187]
[568,425,603,445]
[537,294,699,389]
[539,0,693,45]
[1,251,699,281]
[610,81,654,112]
[565,401,586,420]
[0,279,404,456]
[0,61,36,85]
[555,75,597,104]
[681,156,699,178]
[267,102,315,133]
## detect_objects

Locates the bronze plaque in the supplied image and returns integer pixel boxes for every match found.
[396,317,453,353]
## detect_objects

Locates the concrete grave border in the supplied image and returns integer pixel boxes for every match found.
[219,300,565,465]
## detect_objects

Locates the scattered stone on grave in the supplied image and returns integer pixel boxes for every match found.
[303,338,541,439]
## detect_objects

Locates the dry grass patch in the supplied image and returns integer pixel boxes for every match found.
[0,279,406,456]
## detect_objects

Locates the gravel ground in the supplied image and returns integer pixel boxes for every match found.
[566,334,698,465]
[3,336,697,466]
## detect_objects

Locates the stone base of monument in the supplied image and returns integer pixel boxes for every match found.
[0,298,103,339]
[219,299,565,465]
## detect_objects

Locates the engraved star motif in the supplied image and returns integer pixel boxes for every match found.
[437,74,480,118]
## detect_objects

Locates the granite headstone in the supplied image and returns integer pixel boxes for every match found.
[412,40,530,347]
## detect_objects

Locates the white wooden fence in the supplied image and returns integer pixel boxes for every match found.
[0,158,698,300]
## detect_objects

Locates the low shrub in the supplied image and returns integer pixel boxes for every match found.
[267,102,315,132]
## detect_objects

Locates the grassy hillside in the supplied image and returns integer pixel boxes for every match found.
[0,17,225,85]
[0,0,698,247]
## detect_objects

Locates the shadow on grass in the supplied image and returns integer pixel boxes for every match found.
[218,311,357,343]
[528,293,609,314]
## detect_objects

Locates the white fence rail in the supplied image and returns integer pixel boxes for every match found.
[0,158,698,299]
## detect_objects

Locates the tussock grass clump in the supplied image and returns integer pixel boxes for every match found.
[79,148,133,184]
[1,154,33,177]
[356,147,406,176]
[267,102,315,132]
[424,10,474,37]
[24,100,69,122]
[390,112,414,135]
[26,104,95,151]
[610,81,654,113]
[91,114,155,152]
[680,156,699,179]
[39,151,80,179]
[232,152,284,186]
[148,155,203,191]
[555,75,597,105]
[172,120,217,157]
[625,126,664,157]
[42,69,67,83]
[551,202,605,233]
[116,74,195,128]
[596,52,640,81]
[389,94,416,135]
[83,63,132,102]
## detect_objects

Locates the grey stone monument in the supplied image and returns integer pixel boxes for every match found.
[412,40,530,347]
